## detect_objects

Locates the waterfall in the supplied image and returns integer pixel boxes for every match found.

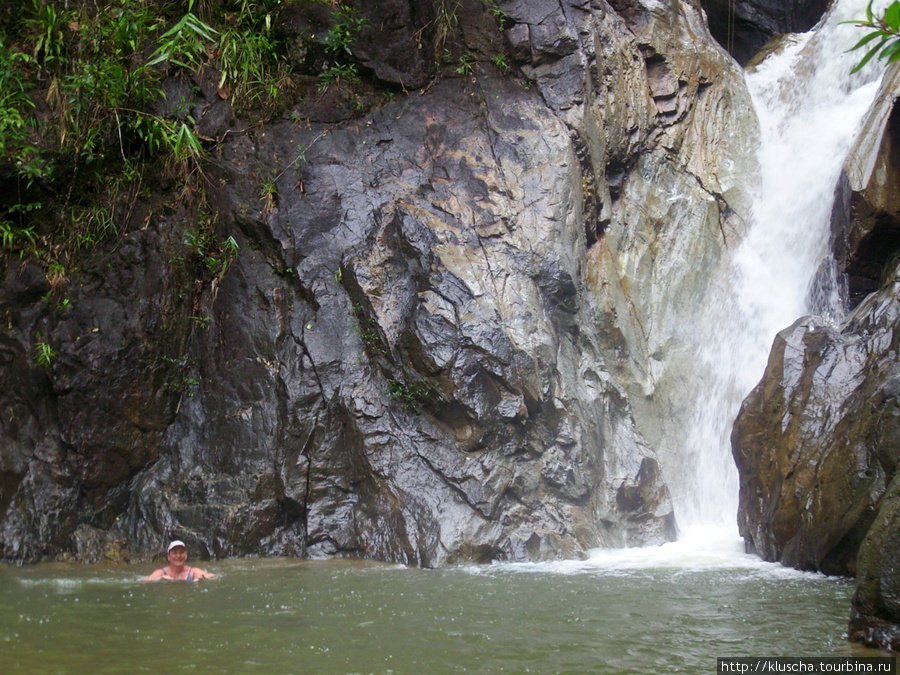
[674,0,890,530]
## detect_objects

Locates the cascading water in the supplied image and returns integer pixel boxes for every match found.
[674,0,890,531]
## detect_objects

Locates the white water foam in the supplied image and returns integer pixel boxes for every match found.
[464,526,831,579]
[673,0,890,532]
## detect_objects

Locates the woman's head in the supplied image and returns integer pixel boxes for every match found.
[166,540,187,565]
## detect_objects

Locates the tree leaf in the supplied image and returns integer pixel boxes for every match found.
[885,2,900,31]
[851,36,889,73]
[847,30,889,52]
[879,38,900,61]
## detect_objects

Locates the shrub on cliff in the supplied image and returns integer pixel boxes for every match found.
[0,0,292,281]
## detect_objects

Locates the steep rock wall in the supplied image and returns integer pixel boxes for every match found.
[0,0,755,565]
[577,0,758,511]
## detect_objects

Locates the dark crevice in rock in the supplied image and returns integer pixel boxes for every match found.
[568,128,602,244]
[846,216,900,304]
[832,96,900,309]
[700,0,830,66]
[235,215,320,312]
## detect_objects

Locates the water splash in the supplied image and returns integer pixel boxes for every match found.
[675,0,889,529]
[463,527,832,579]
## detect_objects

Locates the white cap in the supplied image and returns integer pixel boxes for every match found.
[167,540,187,553]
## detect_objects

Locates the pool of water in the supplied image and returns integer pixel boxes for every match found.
[0,529,868,674]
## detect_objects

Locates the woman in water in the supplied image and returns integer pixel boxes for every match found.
[143,540,216,581]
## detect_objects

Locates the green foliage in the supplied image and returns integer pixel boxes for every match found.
[11,1,292,159]
[98,0,164,60]
[0,222,13,251]
[318,63,359,90]
[2,0,299,192]
[260,174,278,212]
[0,1,230,283]
[491,54,509,72]
[26,0,72,67]
[67,204,117,253]
[34,339,55,370]
[0,0,298,295]
[324,5,368,56]
[388,378,434,413]
[434,1,460,57]
[480,0,509,24]
[160,353,201,396]
[0,221,37,255]
[222,235,239,257]
[147,0,218,71]
[210,0,294,111]
[182,216,240,279]
[171,119,204,164]
[352,302,387,356]
[191,314,211,329]
[0,38,34,158]
[218,28,292,110]
[455,54,474,75]
[317,4,367,91]
[422,0,510,76]
[845,1,900,72]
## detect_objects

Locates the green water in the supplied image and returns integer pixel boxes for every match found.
[0,544,866,675]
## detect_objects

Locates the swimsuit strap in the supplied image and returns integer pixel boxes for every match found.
[161,567,191,580]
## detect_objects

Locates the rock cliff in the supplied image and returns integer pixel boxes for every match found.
[0,0,756,565]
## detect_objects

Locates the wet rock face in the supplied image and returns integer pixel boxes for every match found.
[732,293,900,575]
[0,235,185,562]
[850,471,900,651]
[117,69,677,565]
[278,0,443,91]
[700,0,830,65]
[834,90,900,308]
[0,0,760,566]
[556,0,759,509]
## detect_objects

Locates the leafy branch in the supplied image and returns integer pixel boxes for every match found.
[845,1,900,73]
